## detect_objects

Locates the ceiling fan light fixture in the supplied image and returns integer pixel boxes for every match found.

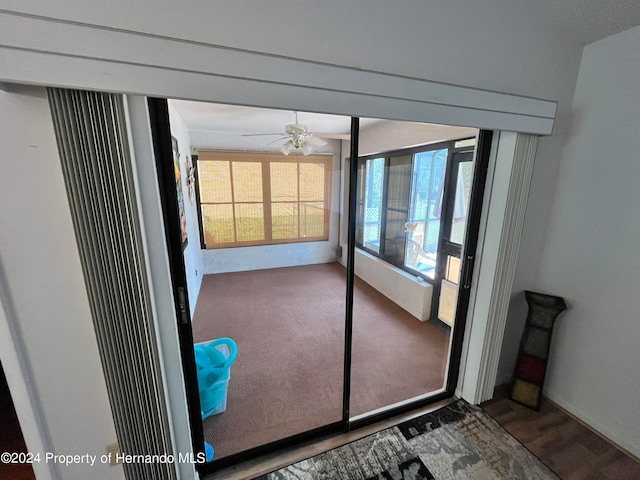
[281,140,295,155]
[301,142,314,156]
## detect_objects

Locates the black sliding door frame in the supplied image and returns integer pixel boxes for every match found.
[148,100,347,476]
[342,117,359,428]
[148,97,492,474]
[348,131,493,429]
[446,130,493,393]
[147,98,205,463]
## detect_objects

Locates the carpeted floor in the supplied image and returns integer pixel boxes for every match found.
[192,262,449,459]
[258,399,559,479]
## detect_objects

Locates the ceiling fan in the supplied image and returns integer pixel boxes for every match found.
[242,111,350,155]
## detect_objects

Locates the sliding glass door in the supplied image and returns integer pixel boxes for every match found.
[350,125,480,420]
[151,99,491,474]
[152,100,350,471]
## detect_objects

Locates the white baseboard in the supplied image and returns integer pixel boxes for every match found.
[544,388,640,460]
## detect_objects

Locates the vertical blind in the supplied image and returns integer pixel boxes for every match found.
[47,89,176,480]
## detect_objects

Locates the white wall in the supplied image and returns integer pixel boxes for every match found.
[0,0,589,471]
[0,89,123,480]
[534,26,640,457]
[168,105,204,316]
[1,1,578,98]
[355,250,433,321]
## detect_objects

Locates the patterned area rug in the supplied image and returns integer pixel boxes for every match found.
[256,400,558,479]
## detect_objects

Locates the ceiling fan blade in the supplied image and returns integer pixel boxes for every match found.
[267,137,289,145]
[241,132,286,137]
[312,133,351,140]
[305,136,327,147]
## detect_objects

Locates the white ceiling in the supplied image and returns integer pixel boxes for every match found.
[169,100,382,136]
[171,100,343,134]
[168,100,478,154]
[525,0,640,45]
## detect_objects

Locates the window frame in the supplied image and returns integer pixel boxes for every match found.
[195,151,332,249]
[356,139,470,282]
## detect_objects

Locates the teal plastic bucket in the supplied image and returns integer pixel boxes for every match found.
[194,338,237,420]
[204,442,214,462]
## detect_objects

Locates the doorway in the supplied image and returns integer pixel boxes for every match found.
[148,98,491,473]
[430,149,476,326]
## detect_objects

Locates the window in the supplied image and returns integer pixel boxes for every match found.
[359,157,384,253]
[356,140,469,279]
[197,151,331,249]
[406,148,448,275]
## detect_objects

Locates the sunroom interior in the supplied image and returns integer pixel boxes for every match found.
[167,99,479,459]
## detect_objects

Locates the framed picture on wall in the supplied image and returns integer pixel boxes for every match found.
[172,136,188,251]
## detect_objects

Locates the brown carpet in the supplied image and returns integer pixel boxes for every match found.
[192,262,449,459]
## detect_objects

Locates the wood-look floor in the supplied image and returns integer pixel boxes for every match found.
[482,392,640,480]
